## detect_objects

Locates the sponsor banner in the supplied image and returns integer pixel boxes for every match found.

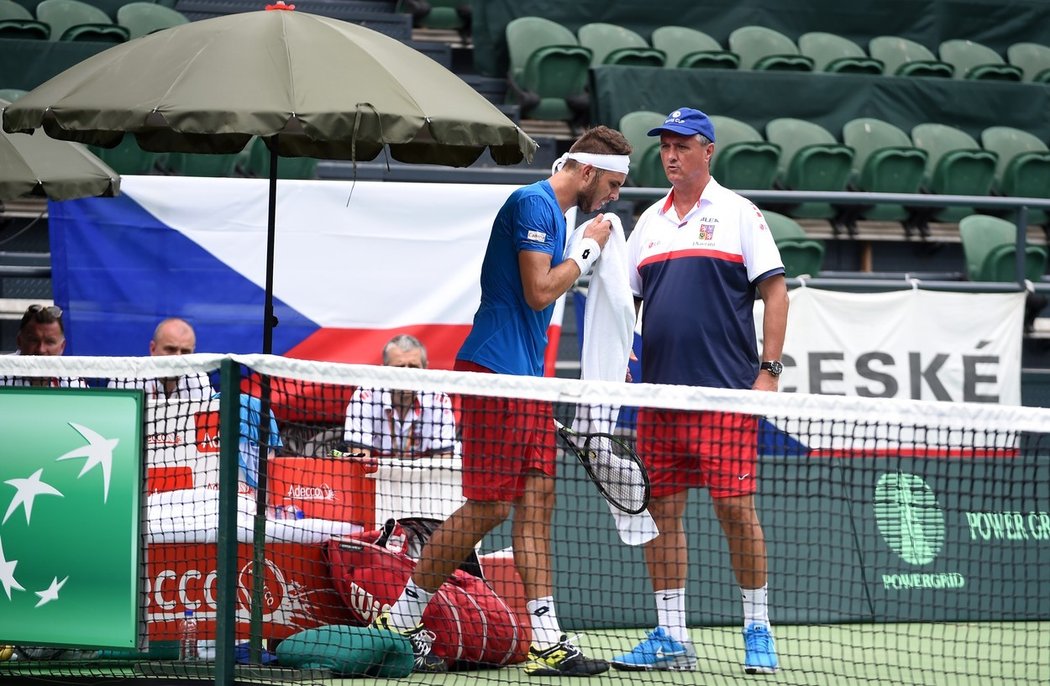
[768,288,1025,404]
[49,177,565,373]
[0,388,144,649]
[145,542,353,641]
[268,457,375,527]
[546,452,1050,629]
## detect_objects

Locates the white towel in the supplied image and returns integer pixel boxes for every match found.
[565,213,659,546]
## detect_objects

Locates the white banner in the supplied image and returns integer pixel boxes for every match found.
[759,288,1025,405]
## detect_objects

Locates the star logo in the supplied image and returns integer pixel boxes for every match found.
[4,468,63,525]
[34,576,68,608]
[56,422,119,503]
[0,536,25,601]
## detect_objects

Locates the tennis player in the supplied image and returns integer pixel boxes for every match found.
[373,125,631,675]
[610,108,788,674]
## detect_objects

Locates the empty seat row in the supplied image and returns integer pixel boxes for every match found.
[0,0,185,42]
[621,111,1050,228]
[765,210,1047,283]
[504,17,1050,123]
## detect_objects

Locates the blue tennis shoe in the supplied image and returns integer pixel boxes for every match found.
[742,623,778,674]
[610,627,697,671]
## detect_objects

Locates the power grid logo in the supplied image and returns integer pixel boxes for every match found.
[0,388,143,648]
[873,472,965,590]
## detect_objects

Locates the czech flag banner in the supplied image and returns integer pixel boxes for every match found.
[48,176,565,373]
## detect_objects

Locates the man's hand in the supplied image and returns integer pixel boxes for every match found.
[752,373,779,392]
[583,213,613,248]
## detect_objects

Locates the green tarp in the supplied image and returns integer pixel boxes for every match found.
[590,66,1050,145]
[0,39,111,91]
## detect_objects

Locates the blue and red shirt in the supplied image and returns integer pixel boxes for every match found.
[457,180,566,377]
[627,178,784,389]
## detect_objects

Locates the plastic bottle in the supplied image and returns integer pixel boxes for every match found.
[179,609,199,661]
[271,504,304,520]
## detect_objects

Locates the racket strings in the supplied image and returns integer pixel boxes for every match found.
[584,435,648,512]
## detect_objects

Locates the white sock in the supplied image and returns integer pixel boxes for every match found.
[388,578,433,632]
[741,585,770,628]
[527,596,563,650]
[655,588,688,644]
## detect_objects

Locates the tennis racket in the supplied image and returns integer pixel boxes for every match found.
[554,419,650,515]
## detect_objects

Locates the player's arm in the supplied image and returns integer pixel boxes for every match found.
[519,214,613,310]
[754,274,789,391]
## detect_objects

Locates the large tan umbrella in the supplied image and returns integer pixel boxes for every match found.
[0,98,119,202]
[2,4,536,352]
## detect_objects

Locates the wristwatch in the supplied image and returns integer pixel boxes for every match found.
[760,360,784,377]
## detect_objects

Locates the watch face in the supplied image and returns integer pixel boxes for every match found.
[763,361,783,376]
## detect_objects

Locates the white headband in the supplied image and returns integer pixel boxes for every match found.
[551,152,630,175]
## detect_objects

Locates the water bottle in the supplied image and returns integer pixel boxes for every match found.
[179,609,199,661]
[272,504,304,520]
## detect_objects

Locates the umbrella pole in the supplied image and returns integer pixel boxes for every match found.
[263,135,278,355]
[250,135,279,665]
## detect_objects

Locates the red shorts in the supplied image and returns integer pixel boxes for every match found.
[454,359,556,502]
[636,408,758,499]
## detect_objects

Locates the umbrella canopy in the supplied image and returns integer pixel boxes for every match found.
[2,6,537,353]
[0,98,119,202]
[1,8,536,166]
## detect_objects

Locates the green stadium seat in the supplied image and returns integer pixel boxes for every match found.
[798,31,883,74]
[246,136,318,180]
[762,210,826,277]
[1006,42,1050,83]
[910,123,998,222]
[0,0,48,38]
[938,39,1022,81]
[959,214,1048,282]
[618,110,667,188]
[90,135,167,175]
[980,125,1050,225]
[650,25,739,70]
[504,16,592,122]
[36,0,128,42]
[841,117,928,223]
[116,1,187,40]
[416,0,469,32]
[708,115,780,191]
[868,36,953,77]
[765,117,853,219]
[0,86,29,101]
[577,22,665,67]
[728,26,814,72]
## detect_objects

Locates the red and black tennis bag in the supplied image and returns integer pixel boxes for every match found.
[326,518,530,669]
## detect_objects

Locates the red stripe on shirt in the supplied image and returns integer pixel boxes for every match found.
[638,248,745,270]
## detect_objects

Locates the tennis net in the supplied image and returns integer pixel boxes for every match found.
[0,352,1047,685]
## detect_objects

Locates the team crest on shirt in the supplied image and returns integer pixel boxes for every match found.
[527,230,546,242]
[698,223,716,240]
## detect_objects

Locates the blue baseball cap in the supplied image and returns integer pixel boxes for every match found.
[647,107,716,142]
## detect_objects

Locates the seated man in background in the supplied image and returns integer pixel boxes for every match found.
[343,334,459,469]
[2,303,86,388]
[107,317,213,399]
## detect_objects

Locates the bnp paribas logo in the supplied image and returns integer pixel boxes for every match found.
[874,472,965,591]
[0,388,143,649]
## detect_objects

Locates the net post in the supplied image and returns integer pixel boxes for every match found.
[214,358,241,686]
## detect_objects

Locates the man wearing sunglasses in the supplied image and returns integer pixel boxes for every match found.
[2,304,86,388]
